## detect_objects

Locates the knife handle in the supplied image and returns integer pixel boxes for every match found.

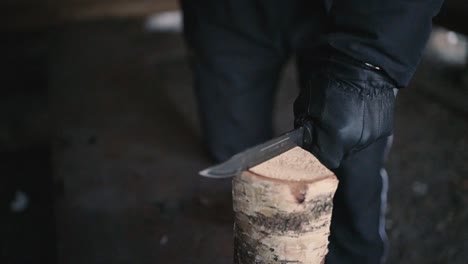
[294,117,315,150]
[302,121,315,150]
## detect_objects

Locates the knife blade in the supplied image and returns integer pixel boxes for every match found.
[199,126,306,178]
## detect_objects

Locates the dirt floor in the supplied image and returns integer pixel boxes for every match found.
[0,19,467,264]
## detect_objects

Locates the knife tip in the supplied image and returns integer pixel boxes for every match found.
[198,168,211,178]
[198,168,237,178]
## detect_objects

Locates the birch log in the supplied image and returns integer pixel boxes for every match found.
[233,147,338,264]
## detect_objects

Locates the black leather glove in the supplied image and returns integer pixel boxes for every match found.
[294,52,397,169]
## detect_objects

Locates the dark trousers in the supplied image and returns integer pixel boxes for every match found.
[182,0,441,263]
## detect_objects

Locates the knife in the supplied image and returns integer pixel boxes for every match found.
[199,123,313,178]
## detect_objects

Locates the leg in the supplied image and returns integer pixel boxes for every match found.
[326,137,392,264]
[181,0,291,162]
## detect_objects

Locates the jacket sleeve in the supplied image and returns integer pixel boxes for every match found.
[326,0,444,87]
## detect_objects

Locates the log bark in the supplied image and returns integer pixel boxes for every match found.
[233,147,338,264]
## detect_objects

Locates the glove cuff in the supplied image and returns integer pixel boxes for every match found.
[307,47,398,87]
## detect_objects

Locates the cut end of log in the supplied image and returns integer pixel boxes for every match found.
[249,146,333,182]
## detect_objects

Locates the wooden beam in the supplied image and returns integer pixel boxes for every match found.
[233,147,338,264]
[435,0,468,35]
[0,0,179,32]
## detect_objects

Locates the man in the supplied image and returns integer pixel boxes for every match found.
[181,0,444,263]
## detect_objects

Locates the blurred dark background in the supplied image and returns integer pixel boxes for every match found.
[0,0,467,263]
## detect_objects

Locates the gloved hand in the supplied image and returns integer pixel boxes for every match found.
[294,52,397,169]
